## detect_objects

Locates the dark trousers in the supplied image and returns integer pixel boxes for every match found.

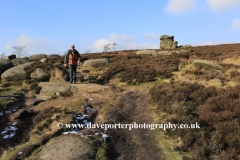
[69,64,77,82]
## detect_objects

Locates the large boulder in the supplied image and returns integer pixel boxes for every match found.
[160,35,174,40]
[160,40,174,49]
[83,58,110,67]
[38,136,96,160]
[38,82,78,95]
[159,35,179,49]
[193,59,223,71]
[4,54,16,60]
[11,58,29,66]
[50,66,69,81]
[1,62,33,81]
[29,54,47,61]
[136,50,158,56]
[0,59,14,77]
[30,68,48,81]
[47,54,60,58]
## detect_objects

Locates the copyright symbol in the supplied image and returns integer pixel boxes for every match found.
[57,122,63,128]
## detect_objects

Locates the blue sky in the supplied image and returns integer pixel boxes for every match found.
[1,0,240,56]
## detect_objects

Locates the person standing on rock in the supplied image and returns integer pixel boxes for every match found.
[64,44,81,84]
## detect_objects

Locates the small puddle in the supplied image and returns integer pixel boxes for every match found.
[1,122,19,139]
[62,98,110,143]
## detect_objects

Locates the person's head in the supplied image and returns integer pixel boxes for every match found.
[71,44,75,51]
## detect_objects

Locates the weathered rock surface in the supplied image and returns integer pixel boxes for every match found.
[160,35,174,40]
[38,82,112,95]
[136,50,158,56]
[1,62,33,81]
[171,41,178,49]
[38,136,96,160]
[193,59,223,71]
[40,58,48,63]
[83,58,110,67]
[4,54,16,60]
[47,54,60,58]
[38,82,78,95]
[29,54,47,61]
[50,66,69,81]
[157,50,190,55]
[136,50,189,56]
[30,68,48,80]
[11,58,29,66]
[160,35,178,49]
[0,59,14,77]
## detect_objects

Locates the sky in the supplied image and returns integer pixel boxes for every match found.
[0,0,240,56]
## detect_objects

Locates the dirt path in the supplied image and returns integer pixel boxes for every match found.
[104,88,164,160]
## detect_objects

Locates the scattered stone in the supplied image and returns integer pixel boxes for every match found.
[40,58,48,63]
[11,58,29,66]
[30,68,48,81]
[83,58,110,67]
[96,74,105,81]
[29,54,47,61]
[56,92,60,96]
[38,136,96,160]
[82,69,90,73]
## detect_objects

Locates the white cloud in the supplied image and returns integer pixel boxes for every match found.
[165,0,196,14]
[5,44,11,49]
[232,19,240,29]
[143,32,160,41]
[3,34,67,55]
[88,39,113,51]
[122,42,159,50]
[205,0,240,11]
[108,33,135,41]
[88,33,159,52]
[193,40,238,46]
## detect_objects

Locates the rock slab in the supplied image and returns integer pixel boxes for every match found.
[29,54,47,61]
[193,59,223,70]
[38,136,96,160]
[11,58,29,66]
[38,82,78,95]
